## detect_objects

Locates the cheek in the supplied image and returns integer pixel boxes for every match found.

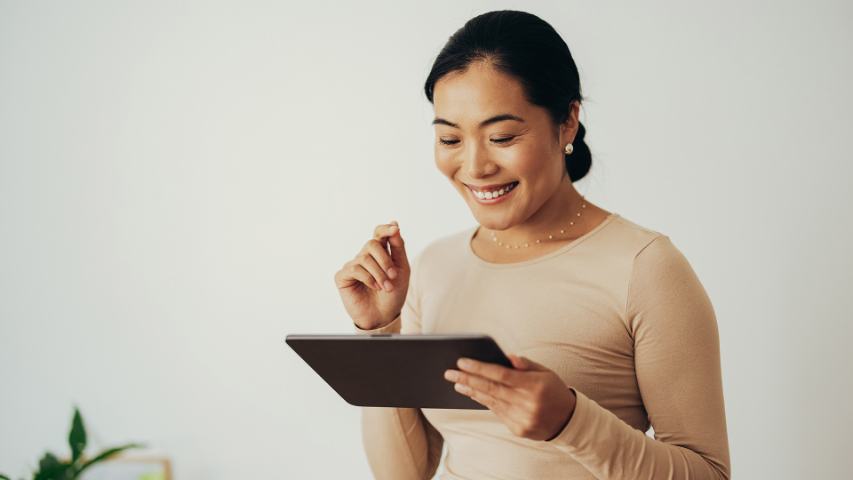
[519,142,565,176]
[505,146,549,181]
[434,150,456,179]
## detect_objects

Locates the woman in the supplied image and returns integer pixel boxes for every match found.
[334,9,730,480]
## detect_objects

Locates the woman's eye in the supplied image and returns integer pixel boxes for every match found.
[438,136,515,145]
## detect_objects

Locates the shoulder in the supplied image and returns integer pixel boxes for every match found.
[598,213,669,257]
[569,213,674,276]
[580,214,701,303]
[604,214,695,282]
[613,214,692,277]
[622,222,709,315]
[609,217,714,331]
[589,213,701,273]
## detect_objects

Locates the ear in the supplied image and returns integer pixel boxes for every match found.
[559,101,581,144]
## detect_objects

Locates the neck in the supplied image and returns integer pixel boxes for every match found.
[481,174,585,246]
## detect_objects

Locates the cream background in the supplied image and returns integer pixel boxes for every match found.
[1,1,851,478]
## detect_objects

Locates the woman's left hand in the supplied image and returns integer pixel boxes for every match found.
[444,354,577,442]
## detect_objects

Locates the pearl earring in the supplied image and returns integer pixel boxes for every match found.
[564,143,574,155]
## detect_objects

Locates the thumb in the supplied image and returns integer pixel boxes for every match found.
[387,221,409,271]
[509,354,546,371]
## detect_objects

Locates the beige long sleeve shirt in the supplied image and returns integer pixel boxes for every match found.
[353,213,731,479]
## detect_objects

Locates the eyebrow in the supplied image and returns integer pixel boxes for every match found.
[431,113,526,129]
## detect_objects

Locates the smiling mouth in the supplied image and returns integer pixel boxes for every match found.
[466,181,519,201]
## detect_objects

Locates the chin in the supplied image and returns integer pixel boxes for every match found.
[470,211,515,231]
[463,201,516,231]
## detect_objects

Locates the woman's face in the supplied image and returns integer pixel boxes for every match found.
[432,61,578,231]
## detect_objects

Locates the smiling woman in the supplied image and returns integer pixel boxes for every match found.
[426,35,603,263]
[336,8,731,480]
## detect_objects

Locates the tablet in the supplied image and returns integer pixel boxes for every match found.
[286,332,512,409]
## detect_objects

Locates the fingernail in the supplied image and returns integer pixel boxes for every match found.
[387,267,397,279]
[384,280,394,291]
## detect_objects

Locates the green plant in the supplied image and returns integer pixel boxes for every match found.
[0,406,144,480]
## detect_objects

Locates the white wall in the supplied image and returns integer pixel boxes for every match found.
[1,0,851,478]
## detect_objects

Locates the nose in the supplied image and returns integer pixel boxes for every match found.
[463,141,497,179]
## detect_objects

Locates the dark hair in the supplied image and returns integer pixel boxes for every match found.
[423,10,591,182]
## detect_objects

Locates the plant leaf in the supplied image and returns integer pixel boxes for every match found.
[68,407,87,464]
[34,452,70,480]
[75,443,144,476]
[0,473,11,480]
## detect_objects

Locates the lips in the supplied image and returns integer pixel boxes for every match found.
[467,181,519,202]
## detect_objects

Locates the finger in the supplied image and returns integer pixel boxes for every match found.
[508,354,529,370]
[363,239,398,279]
[373,222,409,271]
[453,381,513,413]
[453,374,540,439]
[336,262,381,291]
[352,263,383,291]
[357,251,393,292]
[372,222,400,244]
[386,223,409,272]
[457,357,525,387]
[450,378,529,435]
[445,369,517,402]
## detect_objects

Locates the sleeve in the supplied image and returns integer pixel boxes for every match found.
[352,252,445,480]
[544,235,731,480]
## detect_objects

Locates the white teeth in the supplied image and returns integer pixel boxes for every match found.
[472,182,516,200]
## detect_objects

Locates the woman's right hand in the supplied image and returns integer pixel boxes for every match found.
[334,221,411,330]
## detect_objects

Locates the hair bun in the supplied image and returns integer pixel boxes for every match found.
[566,122,591,182]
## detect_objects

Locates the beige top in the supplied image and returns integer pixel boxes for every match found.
[354,212,731,479]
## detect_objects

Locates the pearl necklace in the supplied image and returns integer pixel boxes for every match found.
[488,196,588,249]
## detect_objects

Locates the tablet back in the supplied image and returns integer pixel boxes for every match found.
[286,333,512,409]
